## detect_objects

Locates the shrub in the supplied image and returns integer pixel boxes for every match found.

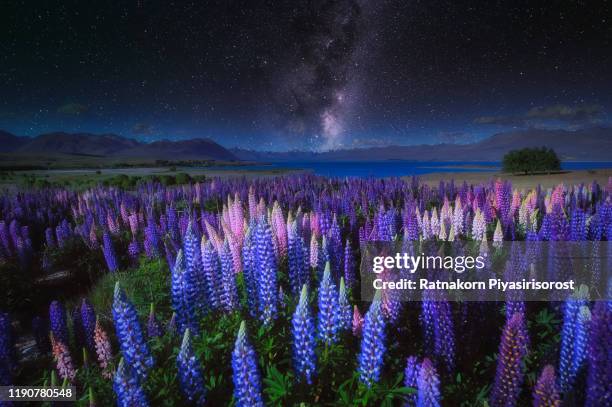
[502,147,561,174]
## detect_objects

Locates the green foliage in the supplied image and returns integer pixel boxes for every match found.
[502,147,561,174]
[88,257,170,319]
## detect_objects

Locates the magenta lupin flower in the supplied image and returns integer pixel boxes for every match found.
[490,312,529,407]
[352,305,364,337]
[533,365,560,407]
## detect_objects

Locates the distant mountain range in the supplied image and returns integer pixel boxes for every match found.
[0,131,237,161]
[1,127,610,164]
[233,127,612,162]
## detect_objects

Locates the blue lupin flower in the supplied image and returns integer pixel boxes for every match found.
[80,299,97,354]
[219,240,239,312]
[404,356,419,406]
[183,222,207,316]
[416,358,441,407]
[147,303,162,339]
[232,321,264,407]
[49,301,69,346]
[176,329,206,405]
[113,358,149,407]
[241,227,259,316]
[201,240,222,311]
[102,232,119,272]
[254,219,278,325]
[558,288,588,392]
[317,262,340,345]
[338,277,352,331]
[357,291,386,387]
[288,221,309,295]
[292,285,316,384]
[572,306,591,381]
[112,282,154,382]
[171,250,190,334]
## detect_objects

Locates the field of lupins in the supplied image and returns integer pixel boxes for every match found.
[0,174,610,406]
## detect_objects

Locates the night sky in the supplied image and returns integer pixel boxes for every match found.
[2,0,611,150]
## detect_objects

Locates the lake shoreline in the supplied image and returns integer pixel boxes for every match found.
[413,168,612,190]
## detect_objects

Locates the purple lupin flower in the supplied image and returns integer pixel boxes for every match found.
[80,299,97,354]
[113,358,149,407]
[585,301,611,407]
[254,218,278,325]
[49,301,69,346]
[357,291,386,387]
[338,277,352,331]
[128,239,139,262]
[147,303,162,339]
[417,357,441,407]
[102,232,119,272]
[343,240,355,289]
[112,282,154,381]
[176,329,206,405]
[292,285,316,384]
[490,312,529,407]
[403,356,419,406]
[533,365,561,407]
[317,262,340,345]
[232,321,264,407]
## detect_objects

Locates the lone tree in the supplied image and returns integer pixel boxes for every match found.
[502,147,561,175]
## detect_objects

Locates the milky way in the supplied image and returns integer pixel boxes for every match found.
[273,0,365,149]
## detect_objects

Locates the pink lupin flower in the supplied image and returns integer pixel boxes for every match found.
[271,201,287,258]
[510,190,521,218]
[128,213,139,237]
[94,319,114,379]
[430,208,440,237]
[452,196,463,236]
[89,225,99,249]
[309,234,319,268]
[352,305,364,336]
[107,214,119,235]
[51,334,76,381]
[471,209,486,241]
[421,211,431,240]
[493,220,503,247]
[441,197,451,224]
[204,220,223,252]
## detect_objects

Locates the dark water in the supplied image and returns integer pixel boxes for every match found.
[208,161,612,178]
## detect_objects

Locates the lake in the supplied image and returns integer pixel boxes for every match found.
[208,161,612,178]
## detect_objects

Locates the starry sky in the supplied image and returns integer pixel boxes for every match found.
[1,0,611,151]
